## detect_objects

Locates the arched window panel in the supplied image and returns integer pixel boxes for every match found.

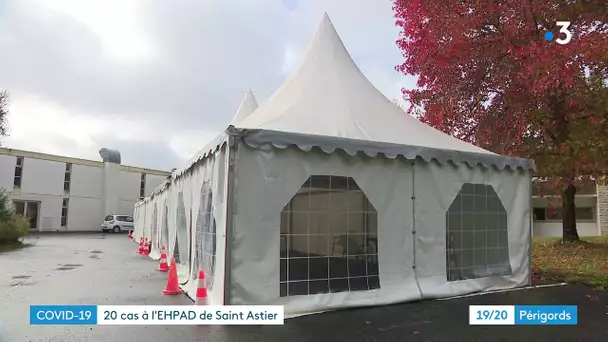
[446,183,512,282]
[280,175,380,297]
[195,181,217,290]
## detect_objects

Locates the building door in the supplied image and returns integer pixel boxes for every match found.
[13,200,40,230]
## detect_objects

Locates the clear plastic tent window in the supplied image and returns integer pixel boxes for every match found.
[446,183,512,281]
[194,181,216,290]
[280,175,380,297]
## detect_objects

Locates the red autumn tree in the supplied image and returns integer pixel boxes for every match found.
[393,0,607,242]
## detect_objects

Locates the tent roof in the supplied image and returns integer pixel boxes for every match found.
[230,89,259,125]
[236,13,492,156]
[157,13,536,191]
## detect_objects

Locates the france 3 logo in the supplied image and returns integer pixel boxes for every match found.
[544,21,572,45]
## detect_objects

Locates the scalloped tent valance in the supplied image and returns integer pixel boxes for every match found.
[141,125,535,205]
[237,128,536,172]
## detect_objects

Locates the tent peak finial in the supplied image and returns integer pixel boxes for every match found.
[320,12,333,26]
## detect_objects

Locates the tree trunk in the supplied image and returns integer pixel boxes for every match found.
[562,184,579,242]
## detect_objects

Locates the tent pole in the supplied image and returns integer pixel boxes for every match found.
[528,172,533,286]
[223,131,238,305]
[411,159,423,299]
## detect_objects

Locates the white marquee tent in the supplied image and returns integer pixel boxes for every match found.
[133,13,536,318]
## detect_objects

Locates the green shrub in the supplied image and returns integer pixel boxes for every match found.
[0,189,28,244]
[0,215,29,243]
[0,189,13,223]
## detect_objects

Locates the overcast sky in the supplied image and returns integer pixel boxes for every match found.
[0,0,416,171]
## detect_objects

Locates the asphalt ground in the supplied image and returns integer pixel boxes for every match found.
[1,233,606,341]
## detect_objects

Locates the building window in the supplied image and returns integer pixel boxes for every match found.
[139,173,146,199]
[13,200,38,230]
[533,208,546,221]
[280,175,380,298]
[64,163,72,193]
[533,206,595,221]
[61,199,69,227]
[194,181,216,290]
[14,201,25,215]
[446,183,512,281]
[14,156,24,189]
[576,207,595,220]
[547,207,563,220]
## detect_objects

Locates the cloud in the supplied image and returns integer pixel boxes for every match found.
[39,0,156,64]
[4,94,106,158]
[0,0,416,171]
[3,93,183,170]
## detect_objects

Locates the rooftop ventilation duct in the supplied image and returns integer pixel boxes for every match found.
[98,148,121,164]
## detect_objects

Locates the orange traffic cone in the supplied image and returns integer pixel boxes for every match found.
[157,246,169,272]
[127,230,132,239]
[194,270,208,305]
[162,258,182,295]
[142,238,150,256]
[137,237,144,254]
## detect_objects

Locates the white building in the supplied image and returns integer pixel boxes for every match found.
[532,180,608,237]
[0,147,170,232]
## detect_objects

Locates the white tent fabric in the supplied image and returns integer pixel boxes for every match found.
[133,13,535,318]
[237,13,491,156]
[230,89,259,125]
[230,145,531,317]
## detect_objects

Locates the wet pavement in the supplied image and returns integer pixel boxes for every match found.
[1,233,607,341]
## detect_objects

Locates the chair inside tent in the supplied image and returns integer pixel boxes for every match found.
[133,13,536,318]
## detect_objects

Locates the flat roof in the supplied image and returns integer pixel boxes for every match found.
[0,147,171,177]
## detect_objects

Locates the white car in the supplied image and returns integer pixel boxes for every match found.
[101,214,134,233]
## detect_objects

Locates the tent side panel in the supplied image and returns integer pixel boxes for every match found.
[133,202,147,243]
[133,204,141,240]
[231,144,418,317]
[413,160,531,298]
[166,179,178,268]
[144,197,154,245]
[178,145,229,305]
[169,175,190,282]
[148,191,167,260]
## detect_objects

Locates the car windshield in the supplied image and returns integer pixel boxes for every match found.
[104,215,114,221]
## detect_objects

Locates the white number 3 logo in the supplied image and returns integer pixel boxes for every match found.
[556,21,572,45]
